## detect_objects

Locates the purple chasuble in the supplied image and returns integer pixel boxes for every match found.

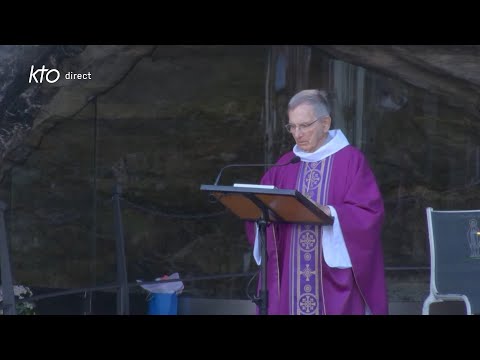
[245,145,388,315]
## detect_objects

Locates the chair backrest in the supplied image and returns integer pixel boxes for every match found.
[426,207,480,313]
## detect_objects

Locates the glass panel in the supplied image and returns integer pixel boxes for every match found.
[268,45,480,272]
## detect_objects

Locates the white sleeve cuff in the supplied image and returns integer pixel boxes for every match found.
[253,224,261,265]
[321,206,352,268]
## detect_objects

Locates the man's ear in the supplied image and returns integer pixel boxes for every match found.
[323,116,332,132]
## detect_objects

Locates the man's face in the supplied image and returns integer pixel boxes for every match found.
[287,104,331,153]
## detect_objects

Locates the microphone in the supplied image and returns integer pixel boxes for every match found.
[213,155,301,186]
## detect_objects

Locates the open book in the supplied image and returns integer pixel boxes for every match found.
[233,183,277,189]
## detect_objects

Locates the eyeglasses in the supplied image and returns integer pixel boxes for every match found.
[285,117,322,133]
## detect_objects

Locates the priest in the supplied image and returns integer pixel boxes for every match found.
[246,89,388,315]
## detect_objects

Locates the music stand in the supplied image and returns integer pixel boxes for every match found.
[200,184,334,315]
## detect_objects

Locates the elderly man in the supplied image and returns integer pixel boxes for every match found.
[246,89,387,315]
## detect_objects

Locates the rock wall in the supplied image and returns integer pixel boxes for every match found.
[1,45,479,305]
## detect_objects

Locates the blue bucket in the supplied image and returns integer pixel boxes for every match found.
[147,293,178,315]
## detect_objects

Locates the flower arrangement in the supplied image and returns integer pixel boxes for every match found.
[0,285,36,315]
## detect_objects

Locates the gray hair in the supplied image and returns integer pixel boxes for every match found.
[287,89,331,118]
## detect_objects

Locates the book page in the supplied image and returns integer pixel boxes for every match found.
[233,183,276,189]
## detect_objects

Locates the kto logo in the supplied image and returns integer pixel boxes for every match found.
[29,65,60,84]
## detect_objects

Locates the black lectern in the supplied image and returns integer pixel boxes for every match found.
[200,184,333,315]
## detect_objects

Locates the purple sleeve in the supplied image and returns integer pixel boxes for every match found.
[333,151,388,314]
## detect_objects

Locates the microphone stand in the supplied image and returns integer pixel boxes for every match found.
[213,164,266,186]
[213,156,300,186]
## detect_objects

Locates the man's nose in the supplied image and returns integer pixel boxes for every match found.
[293,129,303,137]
